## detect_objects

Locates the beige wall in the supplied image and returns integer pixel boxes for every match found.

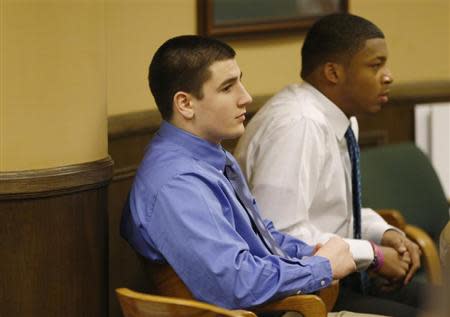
[1,0,108,171]
[2,0,449,170]
[106,0,450,116]
[351,0,450,83]
[106,0,196,116]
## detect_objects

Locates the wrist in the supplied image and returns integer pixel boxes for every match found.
[369,241,384,272]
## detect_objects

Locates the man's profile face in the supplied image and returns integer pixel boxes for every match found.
[190,58,252,144]
[340,38,394,116]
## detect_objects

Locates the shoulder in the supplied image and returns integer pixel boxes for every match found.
[246,85,330,143]
[132,150,224,217]
[136,147,218,193]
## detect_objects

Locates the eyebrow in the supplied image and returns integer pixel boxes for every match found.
[217,72,243,90]
[371,56,387,63]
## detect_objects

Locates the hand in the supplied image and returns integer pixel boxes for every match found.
[402,238,421,284]
[312,243,323,254]
[381,230,421,284]
[314,237,356,280]
[377,246,410,282]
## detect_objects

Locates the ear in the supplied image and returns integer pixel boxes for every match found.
[173,91,194,120]
[323,62,344,84]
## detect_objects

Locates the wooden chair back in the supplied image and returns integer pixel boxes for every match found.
[144,260,193,299]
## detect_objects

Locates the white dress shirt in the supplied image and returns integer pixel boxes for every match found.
[235,82,396,271]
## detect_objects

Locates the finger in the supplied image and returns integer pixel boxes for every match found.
[396,243,407,253]
[404,254,420,284]
[392,239,407,254]
[382,231,407,253]
[390,233,408,253]
[404,265,416,284]
[401,261,409,274]
[397,260,409,277]
[402,252,411,264]
[406,241,421,270]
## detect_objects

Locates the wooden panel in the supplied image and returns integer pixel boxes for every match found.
[0,188,108,317]
[357,101,414,148]
[108,176,153,317]
[357,81,450,148]
[0,158,113,317]
[108,124,154,317]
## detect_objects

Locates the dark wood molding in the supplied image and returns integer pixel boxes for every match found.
[197,0,348,38]
[0,157,114,199]
[388,80,450,104]
[108,110,161,140]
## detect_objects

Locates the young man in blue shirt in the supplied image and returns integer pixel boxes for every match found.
[120,35,358,311]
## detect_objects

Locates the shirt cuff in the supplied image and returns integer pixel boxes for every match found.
[298,255,333,293]
[364,221,402,244]
[344,238,374,271]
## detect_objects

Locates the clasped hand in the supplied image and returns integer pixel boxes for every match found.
[378,229,421,286]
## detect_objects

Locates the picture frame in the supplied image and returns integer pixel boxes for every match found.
[197,0,348,37]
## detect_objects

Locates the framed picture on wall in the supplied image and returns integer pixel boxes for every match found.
[197,0,348,37]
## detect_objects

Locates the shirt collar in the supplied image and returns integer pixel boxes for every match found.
[158,121,227,171]
[302,82,350,141]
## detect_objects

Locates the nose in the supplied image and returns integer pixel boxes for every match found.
[382,68,394,85]
[238,82,253,107]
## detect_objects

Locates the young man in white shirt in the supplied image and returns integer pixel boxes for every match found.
[235,13,424,317]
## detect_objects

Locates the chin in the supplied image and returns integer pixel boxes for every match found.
[368,104,382,113]
[225,127,245,141]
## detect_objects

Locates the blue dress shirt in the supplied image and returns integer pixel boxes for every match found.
[121,121,332,309]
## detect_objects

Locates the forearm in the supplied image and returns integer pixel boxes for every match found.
[361,207,402,243]
[165,246,333,309]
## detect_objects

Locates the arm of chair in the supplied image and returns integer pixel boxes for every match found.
[116,288,258,317]
[404,224,442,285]
[377,209,443,286]
[377,209,407,230]
[251,294,327,317]
[251,281,339,317]
[231,310,257,317]
[318,280,339,312]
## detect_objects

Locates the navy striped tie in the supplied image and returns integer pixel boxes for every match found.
[345,127,362,239]
[345,126,369,293]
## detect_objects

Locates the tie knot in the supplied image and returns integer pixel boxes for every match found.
[345,127,359,154]
[345,126,355,141]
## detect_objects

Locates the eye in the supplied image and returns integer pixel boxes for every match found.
[370,63,382,70]
[222,84,233,92]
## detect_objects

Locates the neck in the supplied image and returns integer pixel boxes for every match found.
[304,78,352,118]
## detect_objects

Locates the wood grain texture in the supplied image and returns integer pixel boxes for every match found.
[0,186,109,316]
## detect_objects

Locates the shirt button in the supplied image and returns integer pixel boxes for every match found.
[296,290,302,295]
[320,280,326,286]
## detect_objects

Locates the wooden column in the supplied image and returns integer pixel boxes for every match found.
[0,1,110,316]
[0,159,113,317]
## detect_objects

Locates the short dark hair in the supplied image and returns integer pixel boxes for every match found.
[149,35,236,120]
[301,13,384,78]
